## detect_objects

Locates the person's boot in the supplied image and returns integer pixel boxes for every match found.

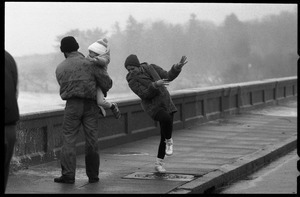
[89,177,99,183]
[111,103,121,119]
[54,176,75,184]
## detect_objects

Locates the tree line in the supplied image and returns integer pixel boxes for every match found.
[15,11,297,95]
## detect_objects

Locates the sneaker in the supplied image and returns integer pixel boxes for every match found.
[54,176,75,184]
[98,106,106,117]
[165,139,173,156]
[89,177,100,183]
[155,164,166,173]
[155,159,166,173]
[111,103,121,119]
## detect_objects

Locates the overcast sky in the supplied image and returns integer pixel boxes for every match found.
[4,2,297,57]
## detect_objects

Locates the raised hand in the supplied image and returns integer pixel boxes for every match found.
[175,56,188,69]
[154,79,170,87]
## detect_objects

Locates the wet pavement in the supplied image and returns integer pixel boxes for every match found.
[5,98,297,194]
[217,149,298,194]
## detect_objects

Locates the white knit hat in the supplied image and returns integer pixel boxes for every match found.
[88,38,108,55]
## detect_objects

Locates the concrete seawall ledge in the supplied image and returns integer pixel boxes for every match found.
[11,77,297,170]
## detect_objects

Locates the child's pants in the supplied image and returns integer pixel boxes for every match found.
[97,87,112,109]
[153,110,174,159]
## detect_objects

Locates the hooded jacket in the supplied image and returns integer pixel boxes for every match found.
[126,62,181,119]
[56,51,112,100]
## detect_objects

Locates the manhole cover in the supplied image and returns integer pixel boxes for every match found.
[123,172,195,181]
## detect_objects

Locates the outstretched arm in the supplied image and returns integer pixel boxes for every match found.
[151,56,188,82]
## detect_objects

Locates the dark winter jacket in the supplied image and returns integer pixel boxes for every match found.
[56,51,112,101]
[5,51,20,125]
[126,62,181,119]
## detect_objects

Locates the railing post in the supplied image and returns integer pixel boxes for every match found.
[126,111,132,134]
[221,87,230,116]
[181,97,186,128]
[274,81,279,103]
[202,95,207,119]
[237,86,242,110]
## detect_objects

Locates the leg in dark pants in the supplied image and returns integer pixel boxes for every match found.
[82,100,100,180]
[154,110,174,159]
[4,125,16,192]
[60,99,83,179]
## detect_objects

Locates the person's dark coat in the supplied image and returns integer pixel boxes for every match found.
[56,51,112,101]
[5,51,19,125]
[126,62,181,119]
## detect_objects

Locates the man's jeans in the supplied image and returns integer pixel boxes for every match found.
[60,98,99,179]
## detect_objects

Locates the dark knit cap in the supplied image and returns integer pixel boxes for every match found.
[124,54,140,68]
[60,36,79,53]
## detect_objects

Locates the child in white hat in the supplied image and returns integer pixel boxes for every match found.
[86,38,121,119]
